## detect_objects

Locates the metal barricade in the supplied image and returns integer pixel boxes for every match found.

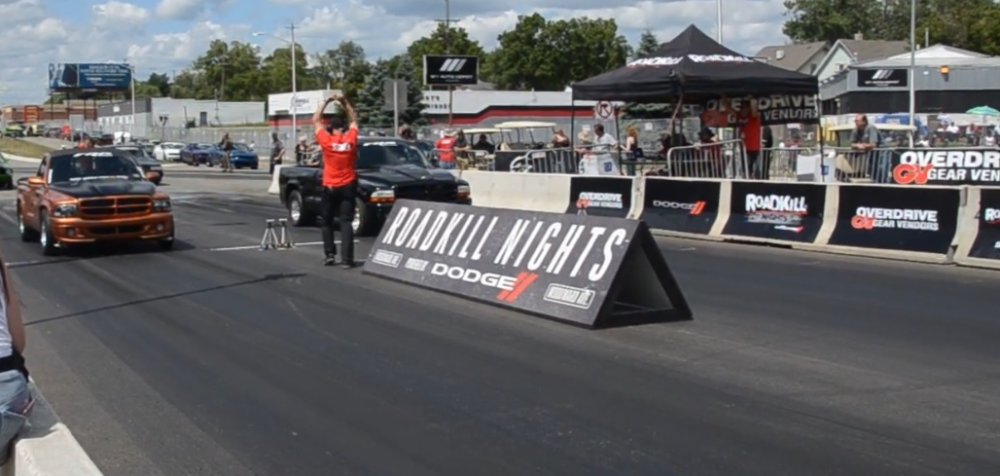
[627,139,748,179]
[763,147,818,181]
[826,147,896,183]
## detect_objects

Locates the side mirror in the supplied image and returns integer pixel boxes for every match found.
[27,176,44,186]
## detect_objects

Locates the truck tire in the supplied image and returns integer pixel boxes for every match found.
[17,201,39,242]
[38,210,58,256]
[287,190,315,226]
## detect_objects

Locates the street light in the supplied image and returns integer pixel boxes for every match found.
[254,24,298,140]
[109,59,136,139]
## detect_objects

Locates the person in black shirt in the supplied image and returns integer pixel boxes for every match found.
[218,133,234,173]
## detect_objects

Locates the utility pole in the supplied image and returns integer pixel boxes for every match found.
[446,0,453,127]
[908,0,916,148]
[716,0,723,44]
[289,22,298,141]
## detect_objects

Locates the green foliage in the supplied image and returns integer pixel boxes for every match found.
[489,14,629,91]
[634,30,660,59]
[313,41,371,101]
[783,0,1000,53]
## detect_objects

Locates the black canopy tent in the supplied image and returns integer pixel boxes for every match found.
[572,24,819,102]
[569,25,821,155]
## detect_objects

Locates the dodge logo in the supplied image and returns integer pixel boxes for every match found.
[431,263,517,291]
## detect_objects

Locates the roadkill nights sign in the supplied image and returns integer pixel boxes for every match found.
[364,200,692,328]
[892,149,1000,186]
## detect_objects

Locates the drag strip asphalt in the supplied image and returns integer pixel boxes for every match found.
[0,189,998,475]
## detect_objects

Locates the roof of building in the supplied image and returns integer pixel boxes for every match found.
[836,39,911,62]
[754,41,828,71]
[856,43,1000,67]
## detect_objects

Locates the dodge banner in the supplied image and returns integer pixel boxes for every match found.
[892,149,1000,186]
[640,178,720,235]
[828,185,960,254]
[566,177,633,218]
[722,181,826,242]
[968,188,1000,260]
[364,200,692,328]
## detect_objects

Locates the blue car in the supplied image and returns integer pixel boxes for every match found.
[229,143,259,170]
[180,143,223,167]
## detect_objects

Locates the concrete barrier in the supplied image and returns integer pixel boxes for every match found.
[267,165,284,195]
[954,186,1000,270]
[633,177,728,242]
[452,170,571,213]
[1,383,102,476]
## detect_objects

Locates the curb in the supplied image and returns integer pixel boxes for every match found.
[0,382,102,475]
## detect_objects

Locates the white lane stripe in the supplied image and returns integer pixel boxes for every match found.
[207,240,358,252]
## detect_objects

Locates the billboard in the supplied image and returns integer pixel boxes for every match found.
[267,89,341,117]
[424,55,479,86]
[48,63,132,92]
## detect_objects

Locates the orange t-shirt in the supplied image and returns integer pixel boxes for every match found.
[740,112,762,152]
[436,137,457,163]
[316,126,359,188]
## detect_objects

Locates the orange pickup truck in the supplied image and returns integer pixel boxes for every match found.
[16,148,175,255]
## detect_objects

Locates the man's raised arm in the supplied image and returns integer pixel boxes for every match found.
[338,95,358,130]
[313,96,336,130]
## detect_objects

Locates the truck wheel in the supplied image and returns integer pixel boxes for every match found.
[17,202,39,242]
[39,211,58,256]
[159,232,175,251]
[287,190,315,226]
[353,198,375,236]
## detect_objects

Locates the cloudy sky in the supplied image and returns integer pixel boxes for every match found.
[1,0,790,104]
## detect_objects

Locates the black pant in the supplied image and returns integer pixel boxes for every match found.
[746,150,760,179]
[321,183,356,261]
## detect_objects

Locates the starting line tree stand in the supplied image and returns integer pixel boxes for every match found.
[260,219,295,250]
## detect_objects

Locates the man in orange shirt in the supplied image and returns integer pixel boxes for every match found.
[737,99,763,179]
[313,94,359,268]
[435,130,457,169]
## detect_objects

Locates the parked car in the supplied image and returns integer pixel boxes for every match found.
[179,143,222,166]
[229,142,259,170]
[104,145,165,185]
[153,142,184,162]
[279,137,471,236]
[15,148,174,255]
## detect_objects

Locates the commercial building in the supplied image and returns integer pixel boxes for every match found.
[820,44,1000,114]
[98,98,265,138]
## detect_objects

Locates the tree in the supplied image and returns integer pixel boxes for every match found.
[261,44,320,96]
[147,73,171,97]
[634,30,659,59]
[313,41,371,101]
[356,56,427,131]
[490,13,629,91]
[406,23,487,86]
[782,0,891,43]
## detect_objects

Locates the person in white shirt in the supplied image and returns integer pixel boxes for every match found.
[592,124,618,153]
[0,259,30,464]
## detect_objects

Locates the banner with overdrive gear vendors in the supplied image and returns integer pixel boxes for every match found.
[891,148,1000,186]
[566,177,633,218]
[364,200,692,328]
[967,188,1000,260]
[722,181,826,242]
[701,94,820,127]
[640,178,720,234]
[828,185,960,254]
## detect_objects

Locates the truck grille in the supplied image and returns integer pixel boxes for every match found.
[79,196,152,218]
[395,184,458,202]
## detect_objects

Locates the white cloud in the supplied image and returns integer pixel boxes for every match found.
[155,0,228,20]
[93,1,149,29]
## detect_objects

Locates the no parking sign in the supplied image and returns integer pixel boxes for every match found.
[593,101,614,119]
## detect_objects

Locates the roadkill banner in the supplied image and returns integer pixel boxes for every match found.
[364,200,692,328]
[892,149,1000,186]
[828,185,960,254]
[968,188,1000,260]
[722,181,826,243]
[565,176,633,218]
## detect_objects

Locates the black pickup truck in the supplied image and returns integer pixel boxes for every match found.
[278,137,471,236]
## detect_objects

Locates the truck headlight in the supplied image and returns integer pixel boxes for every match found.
[457,185,471,199]
[369,189,395,204]
[153,198,171,212]
[52,203,78,217]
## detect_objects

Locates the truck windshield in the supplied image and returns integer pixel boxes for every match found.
[357,143,426,169]
[48,152,143,183]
